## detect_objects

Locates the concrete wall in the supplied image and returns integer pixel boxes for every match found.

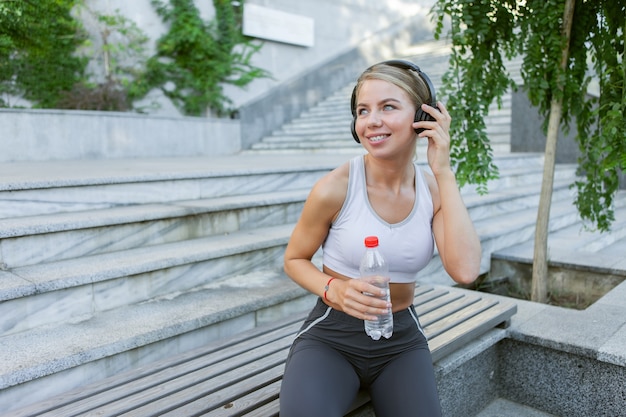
[511,89,625,189]
[497,339,626,417]
[0,109,240,162]
[440,280,626,417]
[510,89,581,164]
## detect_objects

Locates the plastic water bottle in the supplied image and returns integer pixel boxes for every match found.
[359,236,393,340]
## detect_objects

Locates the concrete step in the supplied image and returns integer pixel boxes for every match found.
[252,139,358,150]
[544,197,626,253]
[0,154,349,219]
[0,189,308,269]
[463,176,575,223]
[490,193,626,276]
[0,223,295,337]
[420,181,585,286]
[245,146,367,156]
[280,114,352,128]
[260,131,354,142]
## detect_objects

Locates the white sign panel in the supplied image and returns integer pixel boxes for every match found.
[243,4,314,47]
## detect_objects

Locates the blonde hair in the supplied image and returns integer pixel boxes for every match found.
[352,62,432,114]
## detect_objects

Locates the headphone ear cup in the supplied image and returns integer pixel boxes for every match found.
[351,117,360,143]
[350,86,360,143]
[414,107,437,135]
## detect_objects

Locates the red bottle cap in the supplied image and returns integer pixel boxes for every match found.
[364,236,379,247]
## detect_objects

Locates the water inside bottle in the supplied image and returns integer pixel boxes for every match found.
[364,284,393,340]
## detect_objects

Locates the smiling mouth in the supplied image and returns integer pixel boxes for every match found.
[368,134,388,143]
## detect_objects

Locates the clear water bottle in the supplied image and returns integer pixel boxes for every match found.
[359,236,393,340]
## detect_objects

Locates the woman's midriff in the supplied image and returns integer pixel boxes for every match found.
[323,265,416,312]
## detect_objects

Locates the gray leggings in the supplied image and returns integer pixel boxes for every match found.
[280,298,442,417]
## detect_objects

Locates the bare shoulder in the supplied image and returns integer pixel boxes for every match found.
[309,161,350,215]
[286,161,350,260]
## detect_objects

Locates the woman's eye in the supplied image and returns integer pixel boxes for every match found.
[383,104,396,111]
[357,108,368,116]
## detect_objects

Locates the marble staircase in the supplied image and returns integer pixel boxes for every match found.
[247,40,521,156]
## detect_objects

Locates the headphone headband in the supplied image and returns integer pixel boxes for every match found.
[350,59,437,143]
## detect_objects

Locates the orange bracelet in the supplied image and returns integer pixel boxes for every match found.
[323,277,336,301]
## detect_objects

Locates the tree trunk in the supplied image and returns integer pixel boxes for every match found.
[530,0,576,303]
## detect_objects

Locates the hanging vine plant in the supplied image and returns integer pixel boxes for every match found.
[134,0,270,117]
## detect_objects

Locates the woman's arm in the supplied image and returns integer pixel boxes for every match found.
[283,169,344,296]
[416,102,482,284]
[430,171,482,284]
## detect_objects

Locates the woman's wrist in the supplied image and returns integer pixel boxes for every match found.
[323,277,336,302]
[433,168,456,183]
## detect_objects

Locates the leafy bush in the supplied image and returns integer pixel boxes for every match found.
[133,0,271,117]
[0,0,87,108]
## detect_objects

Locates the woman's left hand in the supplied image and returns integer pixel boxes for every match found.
[414,101,452,177]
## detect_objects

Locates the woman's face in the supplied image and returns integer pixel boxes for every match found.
[353,79,417,154]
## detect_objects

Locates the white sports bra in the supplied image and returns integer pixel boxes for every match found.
[322,156,434,283]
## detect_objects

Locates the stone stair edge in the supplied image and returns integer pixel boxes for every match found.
[0,224,295,303]
[491,234,626,278]
[543,199,626,243]
[257,134,513,146]
[0,154,353,192]
[463,176,575,210]
[0,189,309,238]
[0,153,553,197]
[474,197,582,241]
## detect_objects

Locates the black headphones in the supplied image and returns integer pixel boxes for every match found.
[350,59,437,143]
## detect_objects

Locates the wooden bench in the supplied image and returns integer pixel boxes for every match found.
[6,285,516,417]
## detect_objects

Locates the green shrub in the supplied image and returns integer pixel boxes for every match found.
[133,0,271,117]
[0,0,87,108]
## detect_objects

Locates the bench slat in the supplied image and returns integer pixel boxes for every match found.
[123,349,288,416]
[426,298,496,339]
[237,397,280,417]
[413,288,450,308]
[92,345,291,416]
[191,379,282,416]
[420,294,482,328]
[429,301,514,362]
[417,291,474,320]
[159,362,285,416]
[211,379,282,417]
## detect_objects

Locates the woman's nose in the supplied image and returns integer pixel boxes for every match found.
[367,111,382,127]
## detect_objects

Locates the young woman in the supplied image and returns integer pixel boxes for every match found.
[279,60,481,417]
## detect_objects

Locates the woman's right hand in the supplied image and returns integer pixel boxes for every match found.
[325,277,391,321]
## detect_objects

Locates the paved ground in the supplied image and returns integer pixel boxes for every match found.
[476,398,557,417]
